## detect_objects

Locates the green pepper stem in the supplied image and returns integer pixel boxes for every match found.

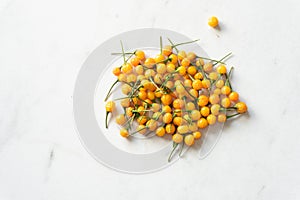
[188,74,195,81]
[195,64,208,80]
[160,36,163,54]
[179,141,185,157]
[132,109,152,112]
[196,56,226,65]
[149,77,160,90]
[156,58,171,64]
[105,111,110,129]
[213,52,232,66]
[136,97,152,106]
[226,113,240,119]
[125,50,137,63]
[112,96,133,101]
[167,38,179,53]
[111,52,135,55]
[153,112,164,120]
[168,142,179,162]
[225,67,234,89]
[180,82,197,101]
[120,40,126,63]
[172,39,200,48]
[220,107,237,111]
[228,66,234,78]
[105,79,119,101]
[130,126,148,135]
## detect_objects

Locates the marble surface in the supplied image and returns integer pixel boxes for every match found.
[1,0,300,199]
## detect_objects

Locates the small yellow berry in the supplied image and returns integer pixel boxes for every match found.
[217,65,227,74]
[163,113,173,124]
[211,104,221,115]
[181,58,190,67]
[198,95,209,107]
[197,118,208,129]
[235,102,248,113]
[229,92,239,102]
[208,16,219,28]
[178,50,187,61]
[173,99,184,109]
[195,58,204,67]
[137,125,147,134]
[169,54,178,64]
[221,86,231,95]
[112,67,121,76]
[166,124,176,134]
[176,84,185,95]
[194,72,204,80]
[130,57,140,67]
[146,119,157,131]
[189,123,198,132]
[147,91,155,100]
[203,62,213,73]
[172,133,183,143]
[115,114,126,125]
[202,79,211,89]
[126,74,137,83]
[156,63,167,74]
[214,88,222,95]
[186,102,196,110]
[152,112,163,122]
[105,101,115,112]
[177,125,189,134]
[120,128,129,138]
[193,131,202,140]
[121,84,132,95]
[192,79,202,90]
[144,69,155,78]
[161,94,173,105]
[137,116,148,125]
[187,66,197,76]
[144,58,156,68]
[118,74,127,82]
[156,127,166,137]
[189,88,199,99]
[177,66,186,76]
[200,106,210,117]
[209,72,218,80]
[173,117,183,126]
[190,110,201,121]
[155,54,165,63]
[121,63,133,74]
[221,97,231,108]
[207,114,217,125]
[154,74,163,85]
[138,90,147,100]
[184,79,192,88]
[162,105,172,113]
[135,65,144,75]
[135,50,145,61]
[218,114,227,123]
[126,107,134,117]
[209,94,220,104]
[187,52,197,61]
[215,79,225,88]
[162,45,172,56]
[120,98,130,108]
[184,134,195,146]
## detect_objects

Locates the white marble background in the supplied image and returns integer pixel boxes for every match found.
[1,0,300,199]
